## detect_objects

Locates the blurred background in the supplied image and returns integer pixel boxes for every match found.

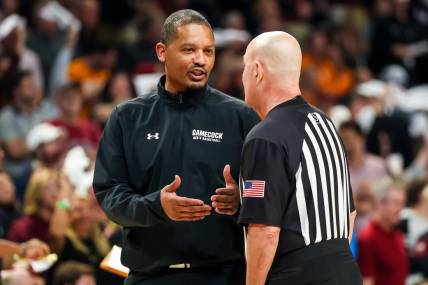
[0,0,427,284]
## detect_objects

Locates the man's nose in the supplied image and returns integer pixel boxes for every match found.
[193,50,207,66]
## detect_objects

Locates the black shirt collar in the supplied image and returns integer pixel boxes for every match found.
[267,95,306,117]
[157,75,207,106]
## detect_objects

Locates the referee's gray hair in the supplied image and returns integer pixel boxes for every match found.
[160,9,212,45]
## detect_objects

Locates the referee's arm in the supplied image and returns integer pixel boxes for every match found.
[238,139,290,285]
[349,210,357,243]
[246,224,280,285]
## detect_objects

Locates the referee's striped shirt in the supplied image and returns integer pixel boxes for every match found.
[238,96,355,254]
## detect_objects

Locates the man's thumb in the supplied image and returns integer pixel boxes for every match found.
[165,175,181,193]
[223,164,235,185]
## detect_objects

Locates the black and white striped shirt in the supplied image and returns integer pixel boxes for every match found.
[238,96,355,254]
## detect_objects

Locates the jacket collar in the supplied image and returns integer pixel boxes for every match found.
[157,75,208,106]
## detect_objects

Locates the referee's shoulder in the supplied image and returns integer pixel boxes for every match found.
[303,101,333,120]
[244,116,284,145]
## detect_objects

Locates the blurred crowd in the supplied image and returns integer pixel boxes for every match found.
[0,0,427,284]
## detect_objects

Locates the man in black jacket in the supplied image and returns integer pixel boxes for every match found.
[93,9,259,285]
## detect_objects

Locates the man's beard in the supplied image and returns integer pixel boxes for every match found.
[186,82,206,91]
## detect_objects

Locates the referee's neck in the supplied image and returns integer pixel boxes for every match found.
[262,88,301,119]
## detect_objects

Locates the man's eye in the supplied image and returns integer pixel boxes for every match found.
[183,48,194,53]
[205,49,214,55]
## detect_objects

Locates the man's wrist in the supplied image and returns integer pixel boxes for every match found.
[56,198,71,210]
[146,190,170,221]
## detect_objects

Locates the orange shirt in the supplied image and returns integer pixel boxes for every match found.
[317,61,353,98]
[67,58,110,84]
[67,58,111,118]
[302,54,354,99]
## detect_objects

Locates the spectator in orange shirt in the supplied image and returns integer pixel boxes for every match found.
[67,43,117,117]
[302,30,354,110]
[317,44,353,100]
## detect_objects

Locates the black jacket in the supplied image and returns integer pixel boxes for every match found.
[93,76,259,273]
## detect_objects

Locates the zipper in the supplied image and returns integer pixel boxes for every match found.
[178,104,188,259]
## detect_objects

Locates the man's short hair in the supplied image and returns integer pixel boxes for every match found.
[339,120,363,136]
[10,70,32,90]
[54,82,81,98]
[53,261,94,285]
[160,9,212,45]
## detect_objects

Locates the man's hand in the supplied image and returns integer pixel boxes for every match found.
[211,164,239,215]
[0,173,15,204]
[21,239,50,260]
[160,175,211,221]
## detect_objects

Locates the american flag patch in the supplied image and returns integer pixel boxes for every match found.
[243,180,265,198]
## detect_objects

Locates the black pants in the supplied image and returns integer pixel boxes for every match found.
[267,239,362,285]
[125,260,245,285]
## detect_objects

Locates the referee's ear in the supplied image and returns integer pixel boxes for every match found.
[254,60,264,85]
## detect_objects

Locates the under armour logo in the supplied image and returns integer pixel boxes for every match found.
[147,133,159,140]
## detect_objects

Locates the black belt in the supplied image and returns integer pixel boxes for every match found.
[165,258,244,270]
[129,258,244,279]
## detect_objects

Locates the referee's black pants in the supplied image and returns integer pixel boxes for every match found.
[267,239,362,285]
[124,259,245,285]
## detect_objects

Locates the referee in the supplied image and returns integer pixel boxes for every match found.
[238,31,362,285]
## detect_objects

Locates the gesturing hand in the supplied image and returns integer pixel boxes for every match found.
[211,165,240,215]
[21,239,50,260]
[160,175,212,221]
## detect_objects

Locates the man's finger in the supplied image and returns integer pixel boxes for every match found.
[164,175,181,193]
[39,243,50,256]
[223,164,236,186]
[175,196,205,206]
[215,208,236,215]
[177,205,212,213]
[211,194,234,203]
[212,201,233,209]
[214,187,234,195]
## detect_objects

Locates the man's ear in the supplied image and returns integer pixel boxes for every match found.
[155,42,166,63]
[254,60,264,85]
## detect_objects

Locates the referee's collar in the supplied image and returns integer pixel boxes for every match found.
[268,95,306,114]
